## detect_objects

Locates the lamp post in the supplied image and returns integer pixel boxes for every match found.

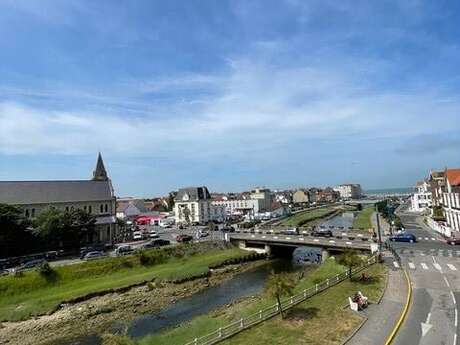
[375,203,382,250]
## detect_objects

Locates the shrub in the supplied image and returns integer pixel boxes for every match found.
[37,262,53,276]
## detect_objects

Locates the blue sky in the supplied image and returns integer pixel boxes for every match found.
[0,0,459,196]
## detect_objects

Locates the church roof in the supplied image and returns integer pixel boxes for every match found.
[0,180,114,205]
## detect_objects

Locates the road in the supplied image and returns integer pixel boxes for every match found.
[392,207,459,345]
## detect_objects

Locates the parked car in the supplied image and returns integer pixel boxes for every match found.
[133,231,143,241]
[115,245,133,256]
[83,251,107,261]
[221,226,235,233]
[176,234,193,243]
[80,245,105,259]
[388,233,417,243]
[149,231,159,239]
[13,259,47,273]
[143,239,171,249]
[311,229,333,237]
[199,231,209,238]
[281,228,299,235]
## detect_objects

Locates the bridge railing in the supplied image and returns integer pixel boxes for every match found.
[184,255,378,345]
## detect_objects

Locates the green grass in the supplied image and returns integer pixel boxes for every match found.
[138,259,386,345]
[279,207,339,227]
[0,244,249,321]
[352,207,375,232]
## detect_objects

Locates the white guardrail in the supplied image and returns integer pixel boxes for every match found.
[184,255,378,345]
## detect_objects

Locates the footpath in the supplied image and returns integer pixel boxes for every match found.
[346,253,409,345]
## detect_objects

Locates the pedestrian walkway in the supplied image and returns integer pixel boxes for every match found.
[346,256,408,345]
[395,261,458,271]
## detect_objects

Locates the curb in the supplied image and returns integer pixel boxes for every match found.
[376,264,390,305]
[341,315,368,345]
[383,269,412,345]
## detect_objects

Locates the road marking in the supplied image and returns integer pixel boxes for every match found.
[421,312,432,337]
[299,237,304,240]
[454,333,457,345]
[451,291,457,305]
[251,235,255,238]
[431,237,436,241]
[408,262,415,269]
[313,239,319,242]
[448,264,457,271]
[346,241,352,245]
[434,263,442,271]
[425,237,429,241]
[455,308,458,327]
[421,263,428,270]
[393,261,400,268]
[273,236,278,239]
[444,276,451,288]
[418,237,422,240]
[329,240,335,243]
[261,236,266,239]
[285,237,291,240]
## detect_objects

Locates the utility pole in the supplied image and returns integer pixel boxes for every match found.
[375,203,382,250]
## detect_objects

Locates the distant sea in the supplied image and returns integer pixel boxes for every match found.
[364,187,413,195]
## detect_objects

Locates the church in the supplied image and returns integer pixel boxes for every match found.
[0,153,118,243]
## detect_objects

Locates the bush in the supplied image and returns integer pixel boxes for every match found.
[37,262,53,276]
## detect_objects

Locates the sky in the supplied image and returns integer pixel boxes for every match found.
[0,0,459,197]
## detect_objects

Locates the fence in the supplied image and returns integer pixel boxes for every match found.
[184,255,378,345]
[386,243,401,264]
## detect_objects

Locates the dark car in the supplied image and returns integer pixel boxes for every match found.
[388,233,417,243]
[221,226,235,233]
[80,246,105,259]
[83,251,107,261]
[447,237,460,245]
[311,229,333,237]
[143,239,171,249]
[13,259,47,273]
[176,234,193,243]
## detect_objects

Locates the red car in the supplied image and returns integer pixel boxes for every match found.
[176,234,193,243]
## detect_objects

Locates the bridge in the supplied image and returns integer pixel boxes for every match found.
[226,232,378,261]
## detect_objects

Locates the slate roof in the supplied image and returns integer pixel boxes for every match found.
[0,180,114,205]
[175,187,211,201]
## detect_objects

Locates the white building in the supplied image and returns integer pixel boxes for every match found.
[411,180,432,213]
[333,184,362,200]
[442,169,460,233]
[174,186,226,224]
[212,187,272,218]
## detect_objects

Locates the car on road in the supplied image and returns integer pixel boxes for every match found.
[148,230,159,239]
[388,233,417,243]
[447,237,460,245]
[80,245,105,259]
[83,251,107,261]
[198,231,209,238]
[311,229,333,237]
[133,231,143,241]
[221,226,235,233]
[281,228,299,235]
[143,239,171,249]
[115,245,134,256]
[176,234,193,243]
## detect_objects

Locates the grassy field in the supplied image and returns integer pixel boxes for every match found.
[352,207,375,231]
[279,207,339,227]
[138,260,386,345]
[0,244,249,321]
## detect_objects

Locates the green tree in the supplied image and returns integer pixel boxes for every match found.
[337,250,364,281]
[167,192,176,212]
[0,204,35,257]
[265,272,296,319]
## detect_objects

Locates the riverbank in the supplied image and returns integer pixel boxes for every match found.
[0,258,269,345]
[352,207,374,233]
[278,205,349,228]
[137,259,386,345]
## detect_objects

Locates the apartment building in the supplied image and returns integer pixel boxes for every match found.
[411,180,432,213]
[442,169,460,233]
[333,184,362,200]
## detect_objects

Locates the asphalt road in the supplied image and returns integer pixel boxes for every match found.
[392,207,459,345]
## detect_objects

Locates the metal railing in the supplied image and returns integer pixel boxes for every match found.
[184,255,378,345]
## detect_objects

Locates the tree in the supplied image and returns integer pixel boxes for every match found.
[33,208,96,250]
[167,192,176,212]
[337,250,364,281]
[265,272,296,319]
[0,204,35,257]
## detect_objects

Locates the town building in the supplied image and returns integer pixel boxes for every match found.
[211,187,272,218]
[315,188,340,203]
[333,184,362,200]
[442,169,460,233]
[411,180,432,213]
[428,171,445,208]
[116,198,147,220]
[292,189,310,204]
[174,186,216,224]
[0,153,117,243]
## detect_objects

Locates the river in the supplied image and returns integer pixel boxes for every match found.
[58,259,305,345]
[318,211,356,229]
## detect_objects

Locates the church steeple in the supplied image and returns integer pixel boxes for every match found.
[92,152,109,181]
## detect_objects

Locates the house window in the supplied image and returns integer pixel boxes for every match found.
[83,206,87,211]
[100,204,104,213]
[31,208,35,217]
[65,206,69,212]
[25,209,29,218]
[105,204,108,213]
[89,205,92,213]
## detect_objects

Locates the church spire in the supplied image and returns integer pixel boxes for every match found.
[92,152,108,181]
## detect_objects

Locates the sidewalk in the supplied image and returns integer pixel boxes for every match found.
[346,255,408,345]
[371,212,391,235]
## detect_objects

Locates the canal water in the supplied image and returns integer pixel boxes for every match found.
[318,211,356,229]
[58,259,307,345]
